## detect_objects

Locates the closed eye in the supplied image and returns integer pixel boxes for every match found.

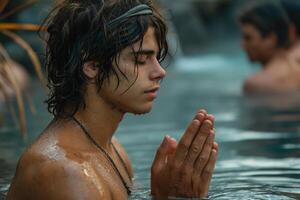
[131,49,158,65]
[136,54,148,65]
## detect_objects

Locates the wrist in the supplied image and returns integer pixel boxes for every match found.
[151,194,168,200]
[151,190,169,200]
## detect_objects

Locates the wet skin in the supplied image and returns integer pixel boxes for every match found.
[6,119,133,200]
[6,27,218,199]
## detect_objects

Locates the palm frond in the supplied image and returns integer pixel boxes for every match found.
[0,23,41,31]
[0,0,37,20]
[1,30,47,86]
[0,0,10,14]
[25,93,36,115]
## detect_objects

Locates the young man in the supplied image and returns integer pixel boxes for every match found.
[239,2,300,95]
[6,0,218,199]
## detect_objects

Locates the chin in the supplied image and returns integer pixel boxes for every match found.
[247,53,259,62]
[248,56,258,62]
[133,107,152,115]
[127,104,153,115]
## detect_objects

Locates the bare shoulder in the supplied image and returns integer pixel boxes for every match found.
[243,73,277,94]
[112,137,134,178]
[7,123,112,200]
[7,148,112,200]
[243,74,263,93]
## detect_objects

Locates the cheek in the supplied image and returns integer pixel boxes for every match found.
[246,40,262,54]
[116,65,139,87]
[106,70,138,94]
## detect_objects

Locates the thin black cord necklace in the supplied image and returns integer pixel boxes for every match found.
[71,116,132,195]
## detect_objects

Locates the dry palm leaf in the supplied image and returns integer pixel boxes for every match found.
[0,64,21,136]
[0,0,45,137]
[0,0,10,13]
[0,0,37,20]
[0,23,41,31]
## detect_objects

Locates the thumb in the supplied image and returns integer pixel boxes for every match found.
[152,136,170,170]
[151,135,170,195]
[166,137,177,155]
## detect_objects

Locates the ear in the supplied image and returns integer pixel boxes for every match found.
[265,32,278,48]
[289,24,297,43]
[83,61,99,79]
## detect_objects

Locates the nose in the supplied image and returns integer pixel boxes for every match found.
[149,57,166,81]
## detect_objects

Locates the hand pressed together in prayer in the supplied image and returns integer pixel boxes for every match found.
[151,110,218,199]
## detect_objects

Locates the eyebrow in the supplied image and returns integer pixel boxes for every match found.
[130,49,156,56]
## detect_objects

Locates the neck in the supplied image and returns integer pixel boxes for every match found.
[74,85,125,151]
[262,48,287,68]
[291,39,300,49]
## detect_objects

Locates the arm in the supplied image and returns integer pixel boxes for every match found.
[7,157,112,200]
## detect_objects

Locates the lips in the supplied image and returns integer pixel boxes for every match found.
[144,87,160,99]
[144,87,160,93]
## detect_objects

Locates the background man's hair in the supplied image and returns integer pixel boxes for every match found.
[281,0,300,37]
[238,1,290,47]
[40,0,168,118]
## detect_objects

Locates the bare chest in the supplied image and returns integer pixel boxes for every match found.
[84,152,133,199]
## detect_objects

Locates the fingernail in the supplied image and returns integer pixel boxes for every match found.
[162,135,169,146]
[197,113,205,120]
[207,114,215,120]
[198,109,207,114]
[203,120,212,129]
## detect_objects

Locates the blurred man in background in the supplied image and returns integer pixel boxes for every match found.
[238,2,300,95]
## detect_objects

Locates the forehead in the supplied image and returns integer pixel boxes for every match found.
[124,27,159,53]
[241,23,260,36]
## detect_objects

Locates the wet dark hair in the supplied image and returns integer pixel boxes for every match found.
[41,0,168,118]
[281,0,300,37]
[238,1,290,47]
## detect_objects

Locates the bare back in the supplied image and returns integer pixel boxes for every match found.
[244,53,300,94]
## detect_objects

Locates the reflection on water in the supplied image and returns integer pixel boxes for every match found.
[1,53,300,199]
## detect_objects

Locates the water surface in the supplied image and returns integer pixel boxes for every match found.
[1,52,300,199]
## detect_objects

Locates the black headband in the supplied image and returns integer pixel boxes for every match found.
[107,4,153,28]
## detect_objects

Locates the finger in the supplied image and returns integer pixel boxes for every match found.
[151,136,171,195]
[174,112,207,162]
[193,128,214,174]
[166,137,177,155]
[206,114,215,126]
[191,129,214,195]
[200,148,218,199]
[213,142,218,151]
[151,136,170,173]
[184,120,213,166]
[196,109,207,115]
[194,110,207,122]
[172,119,200,167]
